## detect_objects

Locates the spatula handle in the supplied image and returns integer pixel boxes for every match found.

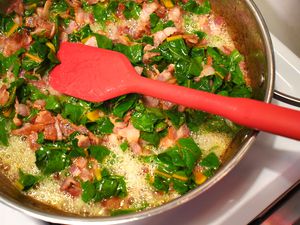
[134,77,300,140]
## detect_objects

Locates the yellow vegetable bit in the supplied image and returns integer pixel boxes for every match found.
[161,0,174,8]
[215,71,224,79]
[167,35,183,42]
[46,42,56,52]
[155,170,172,179]
[81,36,93,44]
[25,53,43,63]
[94,168,102,181]
[6,23,19,37]
[172,173,188,182]
[15,181,24,191]
[86,110,102,122]
[194,171,207,185]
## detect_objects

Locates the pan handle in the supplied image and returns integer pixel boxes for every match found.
[273,90,300,107]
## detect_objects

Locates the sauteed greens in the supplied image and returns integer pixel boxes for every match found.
[0,0,251,216]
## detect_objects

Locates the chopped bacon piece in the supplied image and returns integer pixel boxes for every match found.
[15,101,30,117]
[13,117,22,127]
[134,66,144,75]
[27,133,40,151]
[25,15,56,39]
[156,64,175,82]
[159,124,190,149]
[183,34,199,46]
[1,32,32,57]
[143,51,160,63]
[5,0,24,15]
[176,124,190,139]
[79,168,94,182]
[0,85,9,106]
[75,8,94,26]
[33,100,46,110]
[73,157,88,169]
[116,3,126,19]
[153,27,178,47]
[129,142,142,155]
[168,7,183,31]
[43,124,57,141]
[84,36,98,47]
[116,123,140,143]
[35,111,56,125]
[11,123,45,136]
[143,96,160,108]
[60,177,82,197]
[65,20,79,34]
[86,0,100,5]
[70,164,81,177]
[199,65,215,78]
[76,135,91,148]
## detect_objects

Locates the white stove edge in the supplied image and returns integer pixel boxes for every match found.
[0,35,299,225]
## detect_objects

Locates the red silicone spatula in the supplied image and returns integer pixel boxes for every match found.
[49,42,300,140]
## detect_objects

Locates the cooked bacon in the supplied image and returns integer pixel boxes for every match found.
[33,100,46,110]
[143,96,160,108]
[65,20,79,34]
[44,124,57,140]
[36,0,52,18]
[27,132,40,151]
[15,100,30,117]
[70,164,81,177]
[73,157,88,169]
[25,15,56,39]
[160,100,175,110]
[0,85,9,106]
[155,5,167,18]
[76,135,91,148]
[159,124,190,149]
[84,36,98,47]
[75,8,94,26]
[56,114,78,137]
[35,111,56,125]
[168,7,183,31]
[60,177,82,197]
[134,2,159,38]
[134,66,144,75]
[11,123,45,136]
[65,0,82,8]
[140,2,159,23]
[156,64,175,82]
[70,157,94,182]
[143,51,160,63]
[1,32,32,57]
[153,27,178,47]
[116,123,140,143]
[183,34,199,45]
[79,168,94,181]
[86,0,100,5]
[54,117,63,140]
[13,117,22,127]
[129,142,142,155]
[5,0,24,15]
[199,65,215,77]
[176,124,190,139]
[116,3,126,19]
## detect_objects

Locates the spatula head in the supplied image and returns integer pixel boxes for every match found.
[49,42,139,102]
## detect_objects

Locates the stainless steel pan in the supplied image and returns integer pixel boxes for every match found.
[0,0,297,224]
